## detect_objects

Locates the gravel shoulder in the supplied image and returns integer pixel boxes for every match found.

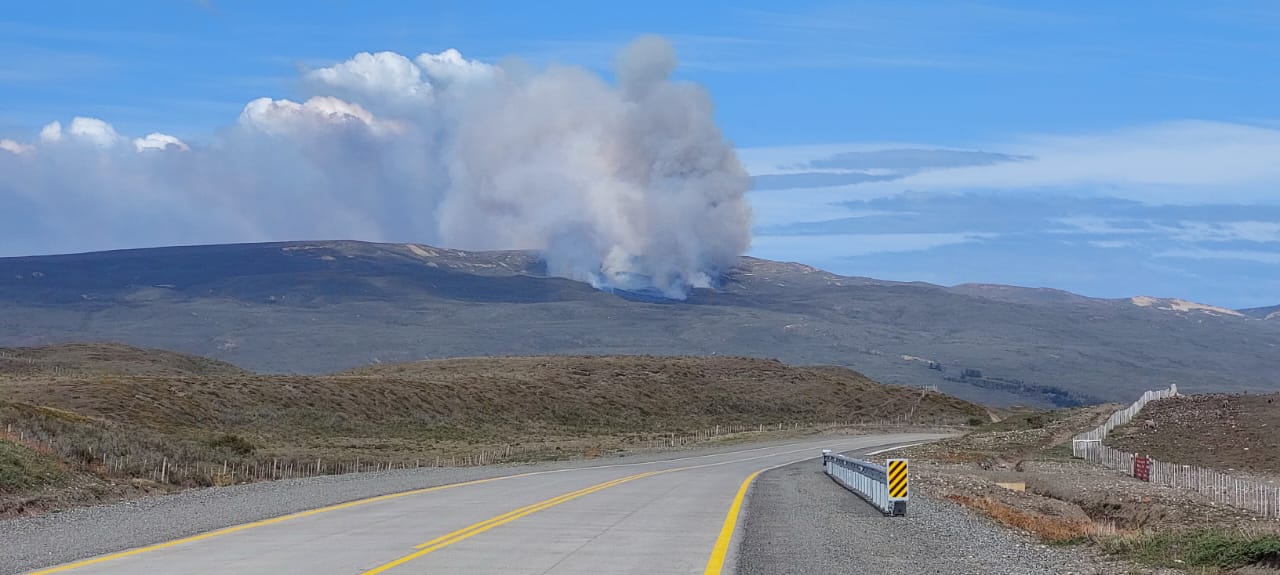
[0,432,908,575]
[734,448,1156,575]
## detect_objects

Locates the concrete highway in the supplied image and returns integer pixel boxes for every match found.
[22,433,946,575]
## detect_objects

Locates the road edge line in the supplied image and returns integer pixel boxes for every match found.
[702,437,941,575]
[702,470,761,575]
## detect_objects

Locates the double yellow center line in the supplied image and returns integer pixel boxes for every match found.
[28,439,886,575]
[361,469,669,574]
[23,474,535,575]
[361,455,781,575]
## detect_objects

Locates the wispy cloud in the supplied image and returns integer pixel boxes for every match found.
[1157,249,1280,265]
[889,121,1280,203]
[751,232,997,262]
[0,47,116,83]
[745,120,1280,204]
[742,122,1280,307]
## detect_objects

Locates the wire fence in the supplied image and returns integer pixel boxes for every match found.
[1,416,948,488]
[1072,384,1280,519]
[1072,385,1178,442]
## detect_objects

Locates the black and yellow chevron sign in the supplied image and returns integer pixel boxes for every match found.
[887,459,909,500]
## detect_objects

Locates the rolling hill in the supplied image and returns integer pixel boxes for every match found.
[1240,304,1280,320]
[0,345,983,515]
[2,241,1278,406]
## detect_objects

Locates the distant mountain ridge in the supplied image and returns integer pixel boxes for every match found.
[2,240,1278,407]
[1240,304,1280,320]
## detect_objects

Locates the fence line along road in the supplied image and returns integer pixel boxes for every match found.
[822,450,909,516]
[1072,384,1280,519]
[0,417,948,490]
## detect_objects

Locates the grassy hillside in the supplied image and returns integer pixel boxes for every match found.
[0,439,66,493]
[3,241,1278,407]
[0,344,984,515]
[2,354,983,436]
[0,343,247,378]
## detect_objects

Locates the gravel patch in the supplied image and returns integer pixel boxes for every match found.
[0,433,891,575]
[735,450,1153,575]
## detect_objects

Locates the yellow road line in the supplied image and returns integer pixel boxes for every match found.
[362,442,881,574]
[702,470,761,575]
[28,439,906,575]
[22,473,537,575]
[412,471,660,550]
[21,441,807,575]
[361,470,664,575]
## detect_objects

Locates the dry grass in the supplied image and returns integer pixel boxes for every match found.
[954,498,1280,573]
[946,494,1117,543]
[0,355,986,440]
[1094,526,1280,573]
[0,343,246,378]
[0,344,987,516]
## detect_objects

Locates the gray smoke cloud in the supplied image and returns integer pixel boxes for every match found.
[0,36,752,299]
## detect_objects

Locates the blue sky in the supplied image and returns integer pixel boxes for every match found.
[2,1,1278,307]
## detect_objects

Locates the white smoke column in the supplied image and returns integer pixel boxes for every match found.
[439,36,752,298]
[0,36,752,299]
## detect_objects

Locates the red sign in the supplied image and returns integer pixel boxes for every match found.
[1134,455,1151,481]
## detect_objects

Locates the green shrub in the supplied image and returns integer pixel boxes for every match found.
[0,440,67,493]
[208,433,256,456]
[1099,528,1280,570]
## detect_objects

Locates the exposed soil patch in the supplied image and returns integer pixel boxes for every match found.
[1107,394,1280,476]
[898,403,1279,573]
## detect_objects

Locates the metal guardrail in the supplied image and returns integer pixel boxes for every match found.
[822,450,908,516]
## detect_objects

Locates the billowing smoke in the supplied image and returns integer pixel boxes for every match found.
[0,36,752,299]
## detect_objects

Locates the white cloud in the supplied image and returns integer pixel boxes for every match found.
[1051,216,1154,236]
[415,49,493,85]
[743,121,1280,205]
[1171,221,1280,243]
[737,141,922,175]
[1054,217,1280,244]
[750,232,995,261]
[33,117,124,148]
[38,121,62,143]
[885,121,1280,203]
[238,96,399,137]
[300,49,493,116]
[1157,249,1280,264]
[66,117,122,147]
[133,132,189,152]
[0,138,33,155]
[306,51,433,113]
[1087,240,1135,249]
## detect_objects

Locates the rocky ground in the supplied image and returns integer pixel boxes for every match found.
[737,454,1170,575]
[1108,393,1280,477]
[892,407,1280,573]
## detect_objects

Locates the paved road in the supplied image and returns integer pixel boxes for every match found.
[736,452,1131,575]
[19,433,945,575]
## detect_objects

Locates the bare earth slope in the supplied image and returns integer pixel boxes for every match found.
[2,241,1278,406]
[1106,393,1280,474]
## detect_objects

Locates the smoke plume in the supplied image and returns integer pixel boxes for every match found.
[0,36,752,299]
